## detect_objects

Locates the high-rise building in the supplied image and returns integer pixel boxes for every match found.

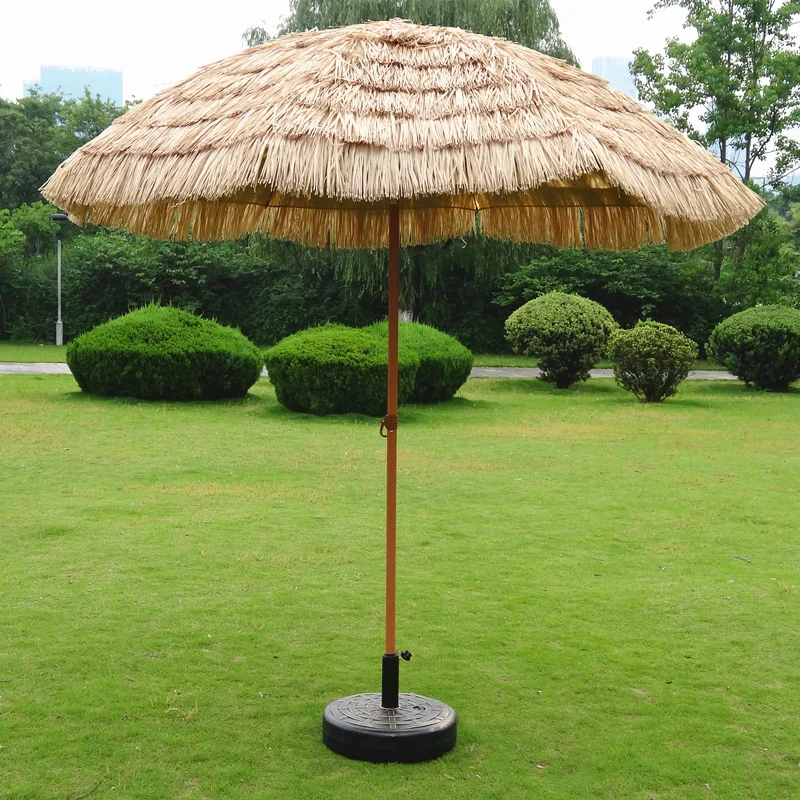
[591,57,637,100]
[24,66,123,105]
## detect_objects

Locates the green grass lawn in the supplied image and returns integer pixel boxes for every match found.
[472,353,725,370]
[1,376,798,799]
[0,343,68,362]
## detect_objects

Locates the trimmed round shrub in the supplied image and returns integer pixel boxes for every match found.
[708,305,800,391]
[609,321,698,403]
[366,320,473,403]
[264,324,420,416]
[66,305,263,400]
[504,292,617,388]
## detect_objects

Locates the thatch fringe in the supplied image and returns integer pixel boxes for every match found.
[42,19,764,251]
[59,195,749,251]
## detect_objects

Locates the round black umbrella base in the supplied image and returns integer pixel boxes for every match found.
[323,692,457,763]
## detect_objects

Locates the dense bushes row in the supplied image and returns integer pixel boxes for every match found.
[506,292,800,398]
[1,228,732,353]
[60,298,800,408]
[0,231,380,344]
[68,307,473,410]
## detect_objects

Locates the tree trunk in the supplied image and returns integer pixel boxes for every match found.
[712,135,728,281]
[744,133,752,183]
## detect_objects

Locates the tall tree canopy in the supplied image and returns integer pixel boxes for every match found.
[632,0,800,185]
[246,0,578,65]
[0,89,128,209]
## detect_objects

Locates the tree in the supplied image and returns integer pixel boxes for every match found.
[0,89,127,209]
[632,0,800,185]
[243,25,272,47]
[247,0,578,65]
[716,204,800,308]
[770,182,800,218]
[0,211,25,260]
[61,89,130,146]
[494,246,725,348]
[0,92,64,210]
[8,202,60,256]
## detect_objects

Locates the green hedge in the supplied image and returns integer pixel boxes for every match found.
[366,321,473,403]
[505,292,617,388]
[609,321,698,402]
[66,305,263,400]
[264,324,420,416]
[708,305,800,391]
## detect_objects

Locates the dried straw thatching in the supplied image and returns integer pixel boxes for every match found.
[42,20,763,251]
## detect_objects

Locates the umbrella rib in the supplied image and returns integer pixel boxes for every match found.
[228,201,653,212]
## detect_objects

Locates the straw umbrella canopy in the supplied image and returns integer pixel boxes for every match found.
[43,19,764,763]
[43,20,762,249]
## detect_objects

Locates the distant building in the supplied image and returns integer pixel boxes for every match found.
[24,66,122,104]
[591,57,637,100]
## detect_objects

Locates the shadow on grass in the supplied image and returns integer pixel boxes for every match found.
[470,375,800,410]
[56,377,799,422]
[56,384,488,428]
[478,377,628,401]
[261,395,496,428]
[59,388,272,411]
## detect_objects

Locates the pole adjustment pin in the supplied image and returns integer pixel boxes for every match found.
[379,414,398,438]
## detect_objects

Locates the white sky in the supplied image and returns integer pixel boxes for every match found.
[1,0,689,101]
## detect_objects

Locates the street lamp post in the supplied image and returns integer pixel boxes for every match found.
[50,213,68,346]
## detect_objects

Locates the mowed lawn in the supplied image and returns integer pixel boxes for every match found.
[0,343,68,362]
[1,375,798,799]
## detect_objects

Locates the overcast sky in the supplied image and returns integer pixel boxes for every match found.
[1,0,691,102]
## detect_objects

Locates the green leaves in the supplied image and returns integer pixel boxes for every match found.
[0,88,127,210]
[609,321,698,402]
[264,324,420,416]
[0,210,25,260]
[366,320,473,403]
[504,292,617,388]
[716,201,800,309]
[632,0,800,184]
[708,304,800,390]
[274,0,579,65]
[66,305,263,400]
[495,246,723,349]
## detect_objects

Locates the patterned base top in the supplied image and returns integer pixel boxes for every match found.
[325,692,456,733]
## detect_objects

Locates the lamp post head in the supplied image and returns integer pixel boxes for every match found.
[50,213,69,242]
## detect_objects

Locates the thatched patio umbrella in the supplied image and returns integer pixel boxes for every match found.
[43,19,763,763]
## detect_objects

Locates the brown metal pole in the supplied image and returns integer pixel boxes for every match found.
[381,203,400,708]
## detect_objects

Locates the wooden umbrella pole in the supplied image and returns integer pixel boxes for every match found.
[381,203,400,709]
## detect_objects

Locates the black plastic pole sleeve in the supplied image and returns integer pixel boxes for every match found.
[381,652,400,709]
